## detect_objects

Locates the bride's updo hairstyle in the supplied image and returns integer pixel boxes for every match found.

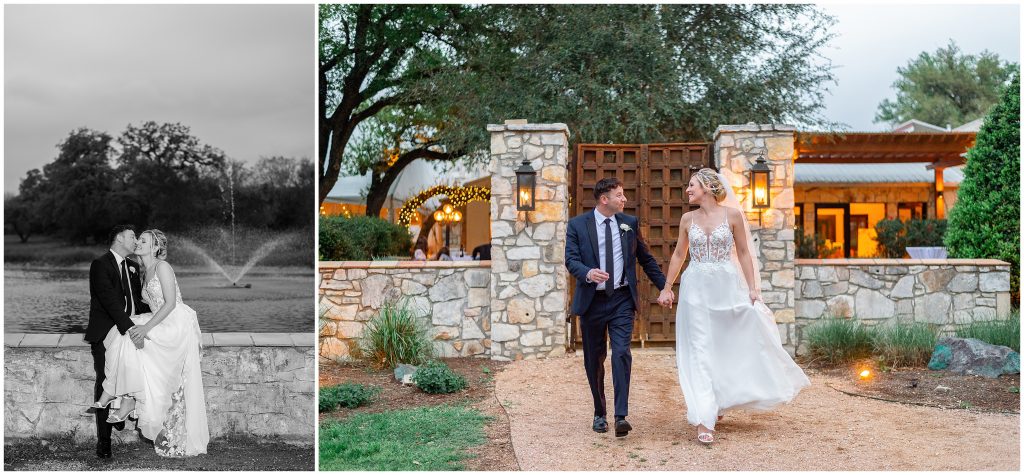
[693,168,728,203]
[142,229,169,260]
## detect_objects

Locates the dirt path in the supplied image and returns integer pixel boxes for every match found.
[495,350,1020,471]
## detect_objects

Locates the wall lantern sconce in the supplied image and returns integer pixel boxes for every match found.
[515,159,537,212]
[749,149,771,225]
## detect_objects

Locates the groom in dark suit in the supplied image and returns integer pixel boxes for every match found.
[565,177,668,437]
[85,224,151,459]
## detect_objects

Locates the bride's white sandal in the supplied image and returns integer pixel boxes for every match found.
[697,431,714,445]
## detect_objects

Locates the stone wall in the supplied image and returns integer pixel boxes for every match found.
[715,124,798,350]
[4,332,314,442]
[318,261,492,360]
[487,121,571,361]
[793,258,1013,353]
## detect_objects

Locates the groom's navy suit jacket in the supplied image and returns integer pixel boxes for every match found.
[85,251,151,342]
[565,212,667,316]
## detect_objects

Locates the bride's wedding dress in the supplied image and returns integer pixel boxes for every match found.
[674,213,810,431]
[103,269,209,456]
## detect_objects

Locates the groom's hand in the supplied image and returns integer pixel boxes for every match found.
[586,269,609,284]
[657,289,675,308]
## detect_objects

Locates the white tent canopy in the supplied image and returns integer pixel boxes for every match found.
[323,158,489,212]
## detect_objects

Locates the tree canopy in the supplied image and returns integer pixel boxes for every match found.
[319,4,840,216]
[7,122,313,244]
[875,40,1018,128]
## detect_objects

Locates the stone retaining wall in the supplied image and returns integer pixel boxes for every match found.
[4,332,314,442]
[793,258,1013,353]
[319,261,492,360]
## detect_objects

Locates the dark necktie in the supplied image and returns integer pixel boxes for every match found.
[604,218,614,296]
[120,259,133,315]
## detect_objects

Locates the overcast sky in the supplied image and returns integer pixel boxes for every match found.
[818,3,1020,131]
[4,4,314,193]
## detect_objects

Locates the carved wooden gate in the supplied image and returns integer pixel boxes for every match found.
[570,143,713,346]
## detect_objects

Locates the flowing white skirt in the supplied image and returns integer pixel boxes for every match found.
[103,303,209,456]
[675,260,810,430]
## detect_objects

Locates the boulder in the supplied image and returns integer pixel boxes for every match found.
[394,364,418,385]
[927,337,1020,378]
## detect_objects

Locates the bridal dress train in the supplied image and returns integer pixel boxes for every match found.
[675,213,810,431]
[103,270,209,456]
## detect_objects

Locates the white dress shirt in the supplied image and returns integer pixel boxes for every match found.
[592,208,626,290]
[110,249,135,315]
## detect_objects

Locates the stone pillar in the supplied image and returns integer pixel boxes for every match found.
[487,120,570,361]
[714,123,798,354]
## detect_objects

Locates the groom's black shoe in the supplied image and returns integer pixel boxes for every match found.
[112,421,126,431]
[614,418,632,437]
[96,443,112,459]
[592,416,608,433]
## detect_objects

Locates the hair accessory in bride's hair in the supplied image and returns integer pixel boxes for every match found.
[693,168,727,202]
[143,229,168,260]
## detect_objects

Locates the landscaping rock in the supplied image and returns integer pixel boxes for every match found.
[927,337,1020,378]
[394,364,418,385]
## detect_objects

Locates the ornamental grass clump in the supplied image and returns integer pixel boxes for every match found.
[956,311,1020,352]
[870,322,939,368]
[804,315,873,365]
[359,298,434,370]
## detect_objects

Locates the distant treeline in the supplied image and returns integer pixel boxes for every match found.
[5,121,313,244]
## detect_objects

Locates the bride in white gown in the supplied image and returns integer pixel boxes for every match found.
[93,229,209,457]
[657,168,809,445]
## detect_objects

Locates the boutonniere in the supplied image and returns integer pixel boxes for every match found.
[128,266,136,274]
[619,223,632,233]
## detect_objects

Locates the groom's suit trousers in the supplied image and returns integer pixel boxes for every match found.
[580,286,635,418]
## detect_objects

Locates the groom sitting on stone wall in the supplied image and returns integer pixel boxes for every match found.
[564,177,669,437]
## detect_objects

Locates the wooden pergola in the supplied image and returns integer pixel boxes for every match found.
[795,131,977,218]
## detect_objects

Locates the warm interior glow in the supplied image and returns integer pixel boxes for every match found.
[519,189,532,204]
[433,210,444,221]
[443,203,454,214]
[453,211,462,222]
[754,186,767,204]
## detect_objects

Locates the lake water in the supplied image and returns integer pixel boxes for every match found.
[4,266,314,333]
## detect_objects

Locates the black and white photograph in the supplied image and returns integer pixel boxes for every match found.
[4,4,316,470]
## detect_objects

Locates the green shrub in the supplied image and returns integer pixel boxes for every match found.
[319,383,382,412]
[413,360,468,394]
[319,215,411,261]
[956,311,1020,352]
[359,298,434,369]
[870,322,939,368]
[796,233,841,259]
[874,218,947,257]
[945,73,1019,304]
[804,315,873,364]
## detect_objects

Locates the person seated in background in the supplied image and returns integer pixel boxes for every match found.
[413,248,427,261]
[435,246,452,261]
[472,243,492,261]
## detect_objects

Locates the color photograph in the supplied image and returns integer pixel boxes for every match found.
[317,3,1019,471]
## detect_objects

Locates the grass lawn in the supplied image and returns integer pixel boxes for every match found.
[319,404,490,471]
[3,435,313,471]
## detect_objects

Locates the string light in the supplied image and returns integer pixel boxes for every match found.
[397,185,490,226]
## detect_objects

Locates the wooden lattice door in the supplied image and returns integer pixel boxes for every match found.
[570,143,712,345]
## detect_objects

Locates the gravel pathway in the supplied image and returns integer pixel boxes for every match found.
[495,350,1019,471]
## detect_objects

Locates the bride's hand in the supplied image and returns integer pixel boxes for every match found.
[657,289,675,308]
[749,290,762,304]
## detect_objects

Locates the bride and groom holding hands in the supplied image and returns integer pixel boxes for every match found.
[85,225,209,458]
[565,169,810,445]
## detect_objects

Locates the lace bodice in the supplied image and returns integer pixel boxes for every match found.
[689,215,734,264]
[142,270,183,310]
